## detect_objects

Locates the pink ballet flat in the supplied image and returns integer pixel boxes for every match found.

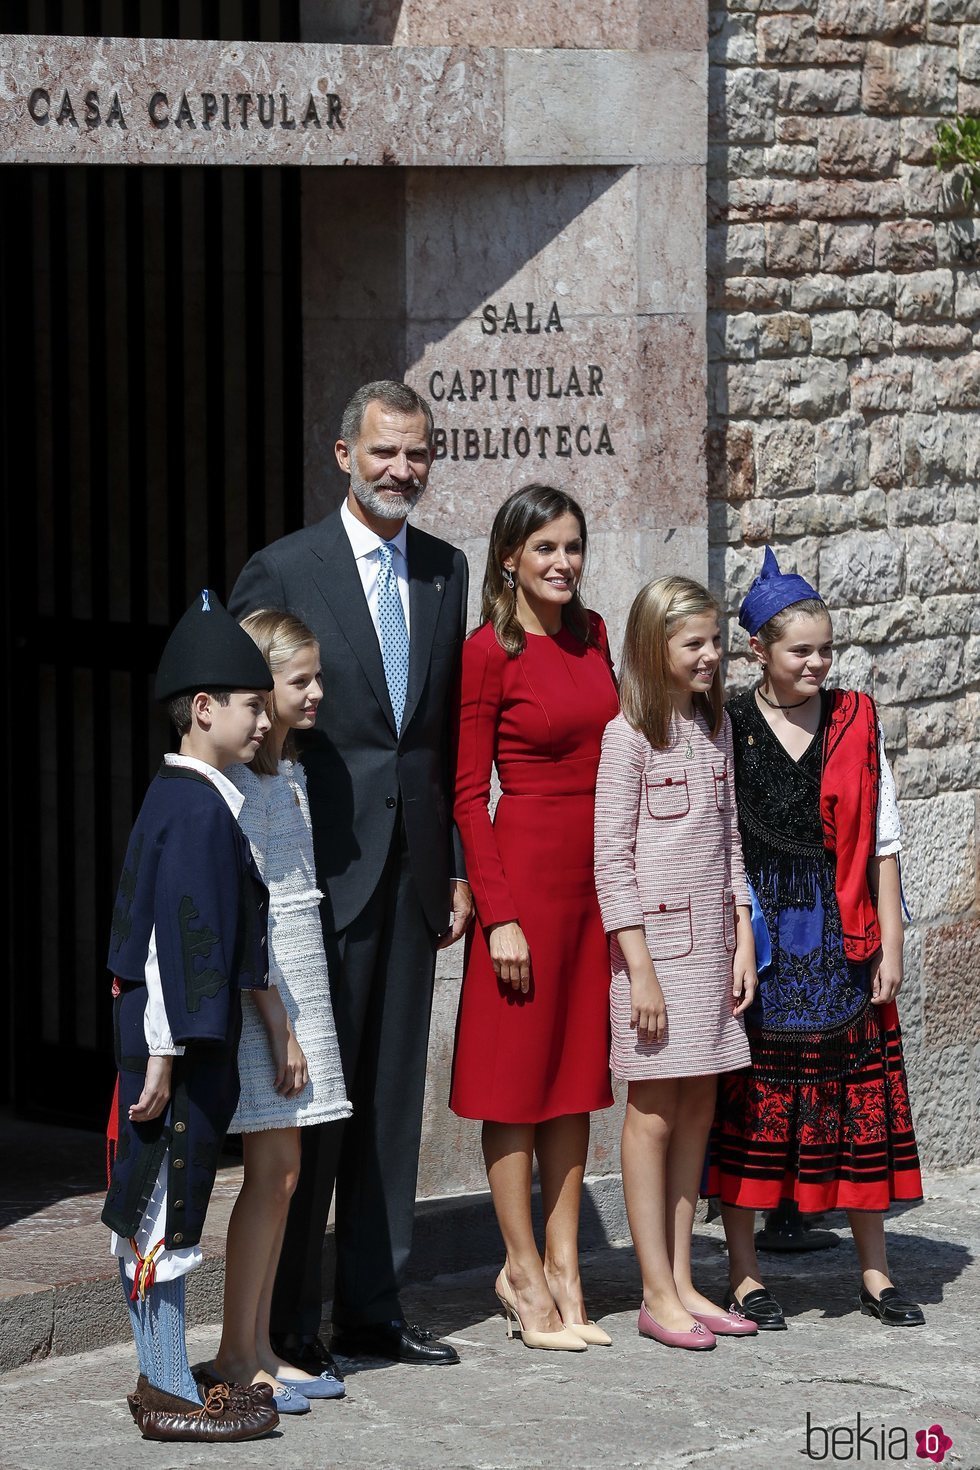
[690,1309,758,1337]
[637,1302,716,1350]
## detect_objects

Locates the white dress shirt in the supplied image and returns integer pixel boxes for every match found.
[340,498,411,636]
[111,753,247,1282]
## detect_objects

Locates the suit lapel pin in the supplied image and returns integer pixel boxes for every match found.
[434,578,444,593]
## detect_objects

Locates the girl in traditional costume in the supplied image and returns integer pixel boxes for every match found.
[711,549,924,1330]
[594,577,759,1350]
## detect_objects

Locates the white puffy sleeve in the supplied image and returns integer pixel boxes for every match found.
[876,722,902,857]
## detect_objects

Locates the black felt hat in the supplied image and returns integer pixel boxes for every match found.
[154,588,274,701]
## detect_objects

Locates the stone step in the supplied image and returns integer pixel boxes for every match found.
[0,1111,629,1374]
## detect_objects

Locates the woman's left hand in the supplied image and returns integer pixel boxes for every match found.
[732,951,757,1017]
[273,1030,309,1097]
[870,950,903,1005]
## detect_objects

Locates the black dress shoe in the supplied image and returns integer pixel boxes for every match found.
[728,1287,787,1331]
[330,1319,460,1365]
[269,1332,345,1382]
[859,1286,925,1327]
[756,1202,840,1253]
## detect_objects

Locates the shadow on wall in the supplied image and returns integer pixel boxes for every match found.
[301,0,407,44]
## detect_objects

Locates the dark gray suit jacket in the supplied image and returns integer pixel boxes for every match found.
[229,508,468,936]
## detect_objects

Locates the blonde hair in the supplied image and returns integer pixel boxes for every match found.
[619,576,723,749]
[239,609,319,775]
[480,483,594,657]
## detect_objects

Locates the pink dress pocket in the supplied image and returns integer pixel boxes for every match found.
[644,770,690,820]
[644,899,694,960]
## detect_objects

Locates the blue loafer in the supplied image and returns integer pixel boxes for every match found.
[278,1372,345,1401]
[273,1384,311,1414]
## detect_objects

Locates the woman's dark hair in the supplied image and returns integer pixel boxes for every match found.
[754,597,830,649]
[480,484,594,657]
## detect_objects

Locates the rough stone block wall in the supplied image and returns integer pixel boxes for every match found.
[708,0,980,1166]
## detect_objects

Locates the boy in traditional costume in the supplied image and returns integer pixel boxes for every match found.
[102,589,280,1442]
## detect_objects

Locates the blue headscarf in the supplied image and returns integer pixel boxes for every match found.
[738,547,821,637]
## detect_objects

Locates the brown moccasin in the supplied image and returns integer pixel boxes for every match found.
[131,1374,279,1442]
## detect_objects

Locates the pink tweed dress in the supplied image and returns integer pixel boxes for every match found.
[594,710,752,1081]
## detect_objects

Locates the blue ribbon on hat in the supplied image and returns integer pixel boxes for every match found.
[738,546,821,636]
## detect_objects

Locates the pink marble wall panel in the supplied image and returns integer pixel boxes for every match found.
[300,163,709,543]
[638,165,708,316]
[0,35,504,165]
[640,0,709,54]
[503,50,707,168]
[0,35,701,167]
[406,312,636,539]
[404,167,637,322]
[638,314,710,531]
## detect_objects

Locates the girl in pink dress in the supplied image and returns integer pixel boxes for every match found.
[594,576,759,1350]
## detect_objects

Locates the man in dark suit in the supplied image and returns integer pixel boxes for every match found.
[229,380,471,1370]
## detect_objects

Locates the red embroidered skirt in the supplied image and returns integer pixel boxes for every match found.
[709,1000,922,1213]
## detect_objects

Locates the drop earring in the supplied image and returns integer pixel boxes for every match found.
[502,568,515,589]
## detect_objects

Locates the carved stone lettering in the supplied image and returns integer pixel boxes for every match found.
[56,90,78,127]
[174,92,195,129]
[430,302,614,462]
[432,421,615,462]
[482,301,565,335]
[28,88,50,123]
[23,83,341,139]
[148,91,169,127]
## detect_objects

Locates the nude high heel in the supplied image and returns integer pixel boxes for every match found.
[561,1319,612,1347]
[494,1271,588,1352]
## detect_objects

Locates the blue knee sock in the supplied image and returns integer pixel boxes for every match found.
[120,1260,152,1379]
[120,1263,200,1402]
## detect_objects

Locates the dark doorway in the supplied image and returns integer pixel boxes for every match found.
[0,162,304,1125]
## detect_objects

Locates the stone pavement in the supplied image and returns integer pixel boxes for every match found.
[1,1169,977,1470]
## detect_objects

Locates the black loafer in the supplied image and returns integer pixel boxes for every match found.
[729,1287,787,1331]
[859,1286,925,1327]
[756,1205,840,1253]
[330,1319,460,1365]
[269,1332,345,1382]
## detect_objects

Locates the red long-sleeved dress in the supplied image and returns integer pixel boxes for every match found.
[449,613,618,1123]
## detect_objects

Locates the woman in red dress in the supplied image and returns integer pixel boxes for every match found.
[451,484,619,1351]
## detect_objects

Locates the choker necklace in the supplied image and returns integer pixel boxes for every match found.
[757,685,815,711]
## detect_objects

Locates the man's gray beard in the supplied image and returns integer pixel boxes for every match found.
[349,463,426,521]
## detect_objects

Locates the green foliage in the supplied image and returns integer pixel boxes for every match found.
[935,117,980,208]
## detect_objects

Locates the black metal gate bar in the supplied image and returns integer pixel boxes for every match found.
[4,164,305,1121]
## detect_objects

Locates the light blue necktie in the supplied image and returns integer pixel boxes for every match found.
[376,540,410,734]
